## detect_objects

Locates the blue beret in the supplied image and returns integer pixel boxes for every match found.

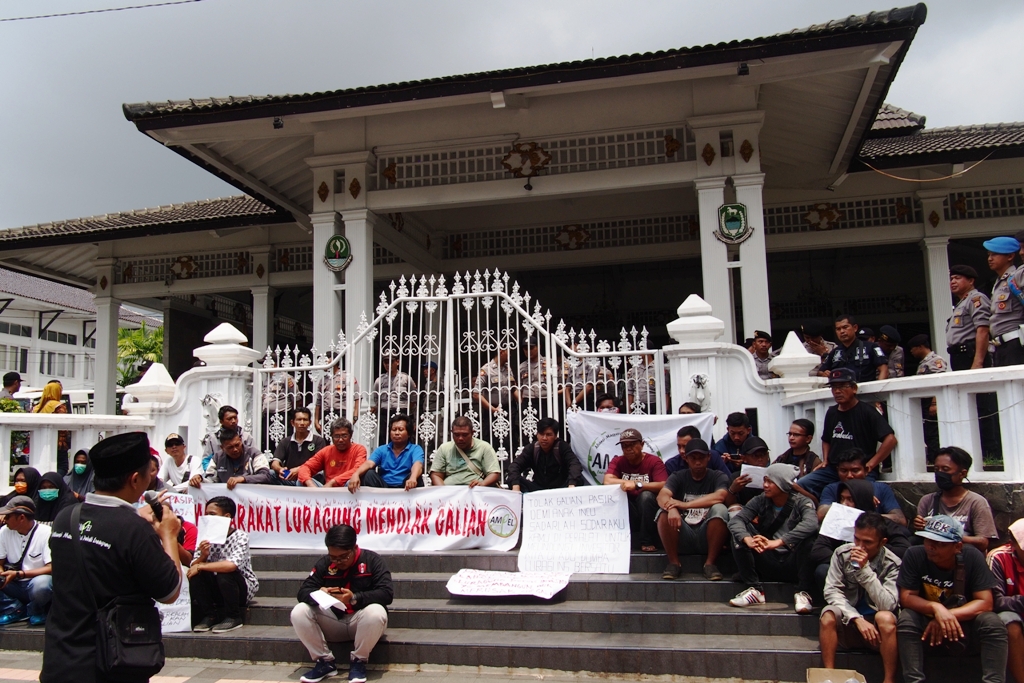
[982,236,1020,255]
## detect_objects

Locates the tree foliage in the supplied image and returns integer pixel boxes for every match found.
[117,323,163,386]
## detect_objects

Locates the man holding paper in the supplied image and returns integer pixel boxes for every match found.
[819,512,901,683]
[188,496,258,634]
[292,524,393,683]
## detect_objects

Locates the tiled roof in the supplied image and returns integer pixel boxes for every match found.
[0,195,281,245]
[859,122,1024,160]
[870,103,925,134]
[123,4,927,127]
[0,268,159,325]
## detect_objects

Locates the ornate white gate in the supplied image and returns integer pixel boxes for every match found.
[253,270,667,480]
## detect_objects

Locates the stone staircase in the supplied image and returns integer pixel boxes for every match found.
[0,549,979,681]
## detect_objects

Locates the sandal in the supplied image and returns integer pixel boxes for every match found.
[640,544,658,553]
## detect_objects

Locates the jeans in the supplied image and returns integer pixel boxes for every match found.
[360,469,420,489]
[189,570,248,622]
[798,464,878,498]
[627,490,660,547]
[731,527,811,591]
[896,609,1007,683]
[2,576,52,617]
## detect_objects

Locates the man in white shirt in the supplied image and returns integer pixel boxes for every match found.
[158,433,196,493]
[0,496,52,626]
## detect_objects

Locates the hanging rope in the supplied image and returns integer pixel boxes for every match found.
[859,153,993,183]
[880,395,1024,425]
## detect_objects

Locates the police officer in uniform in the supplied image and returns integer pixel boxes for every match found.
[818,314,889,383]
[876,325,905,377]
[985,236,1024,367]
[945,264,991,371]
[42,432,182,683]
[907,335,948,375]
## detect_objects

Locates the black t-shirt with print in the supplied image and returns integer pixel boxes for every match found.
[896,544,995,608]
[665,469,729,502]
[820,400,894,466]
[41,498,181,683]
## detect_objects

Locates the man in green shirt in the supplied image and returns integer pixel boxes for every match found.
[429,416,501,487]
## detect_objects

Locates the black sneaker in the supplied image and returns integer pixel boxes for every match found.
[211,617,244,633]
[192,616,218,633]
[661,563,683,580]
[348,657,367,683]
[300,658,339,683]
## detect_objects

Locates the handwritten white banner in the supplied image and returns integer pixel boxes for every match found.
[156,566,191,633]
[566,412,716,485]
[517,485,631,574]
[820,503,864,542]
[446,569,571,600]
[187,484,522,552]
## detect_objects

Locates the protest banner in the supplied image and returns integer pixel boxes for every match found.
[165,492,197,525]
[188,484,522,551]
[517,485,630,574]
[446,569,571,600]
[156,566,191,633]
[566,411,716,485]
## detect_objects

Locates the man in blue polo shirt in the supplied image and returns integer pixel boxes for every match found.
[348,414,425,491]
[815,448,906,526]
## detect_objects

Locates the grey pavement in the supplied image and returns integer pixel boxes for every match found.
[0,650,758,683]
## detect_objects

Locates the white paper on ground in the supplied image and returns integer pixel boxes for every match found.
[446,569,571,600]
[819,504,865,542]
[310,589,344,612]
[196,515,231,545]
[740,465,769,489]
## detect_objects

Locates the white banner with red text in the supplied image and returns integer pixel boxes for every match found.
[566,411,716,485]
[187,484,522,551]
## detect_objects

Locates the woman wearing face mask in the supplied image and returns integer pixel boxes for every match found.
[0,467,41,507]
[913,446,998,554]
[63,449,95,501]
[34,473,77,524]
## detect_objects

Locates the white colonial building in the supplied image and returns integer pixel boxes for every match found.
[1,4,1024,484]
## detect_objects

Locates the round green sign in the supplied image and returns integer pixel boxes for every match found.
[324,234,352,272]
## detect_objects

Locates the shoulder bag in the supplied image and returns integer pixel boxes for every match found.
[70,504,165,680]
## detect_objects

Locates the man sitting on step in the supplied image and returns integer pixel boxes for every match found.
[657,438,729,581]
[292,524,393,683]
[603,428,667,553]
[429,416,501,487]
[727,463,819,613]
[819,512,901,683]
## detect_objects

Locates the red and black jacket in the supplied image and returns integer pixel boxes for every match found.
[297,547,393,616]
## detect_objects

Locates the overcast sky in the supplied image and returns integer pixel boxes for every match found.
[1,0,1021,229]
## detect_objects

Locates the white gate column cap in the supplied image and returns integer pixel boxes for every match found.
[666,294,725,344]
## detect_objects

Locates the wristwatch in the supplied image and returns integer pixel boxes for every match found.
[350,594,358,606]
[634,481,642,491]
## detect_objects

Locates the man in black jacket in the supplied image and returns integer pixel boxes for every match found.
[291,524,394,683]
[508,418,582,491]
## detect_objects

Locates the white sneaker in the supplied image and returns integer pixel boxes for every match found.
[794,591,814,614]
[729,587,765,607]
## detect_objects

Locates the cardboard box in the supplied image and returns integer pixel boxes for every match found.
[806,668,866,683]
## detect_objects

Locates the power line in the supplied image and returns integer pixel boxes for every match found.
[0,0,204,22]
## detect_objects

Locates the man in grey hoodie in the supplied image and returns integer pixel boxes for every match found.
[819,512,901,683]
[728,463,819,612]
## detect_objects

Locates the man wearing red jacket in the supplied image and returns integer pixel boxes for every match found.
[291,524,393,683]
[297,418,367,488]
[991,517,1024,683]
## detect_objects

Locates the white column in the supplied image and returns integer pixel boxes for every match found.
[311,212,343,353]
[734,173,771,337]
[250,285,276,357]
[341,209,376,339]
[94,296,121,415]
[695,177,733,343]
[921,236,952,362]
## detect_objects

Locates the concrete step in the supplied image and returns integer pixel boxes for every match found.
[0,623,980,682]
[250,549,733,575]
[246,596,819,637]
[254,570,799,604]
